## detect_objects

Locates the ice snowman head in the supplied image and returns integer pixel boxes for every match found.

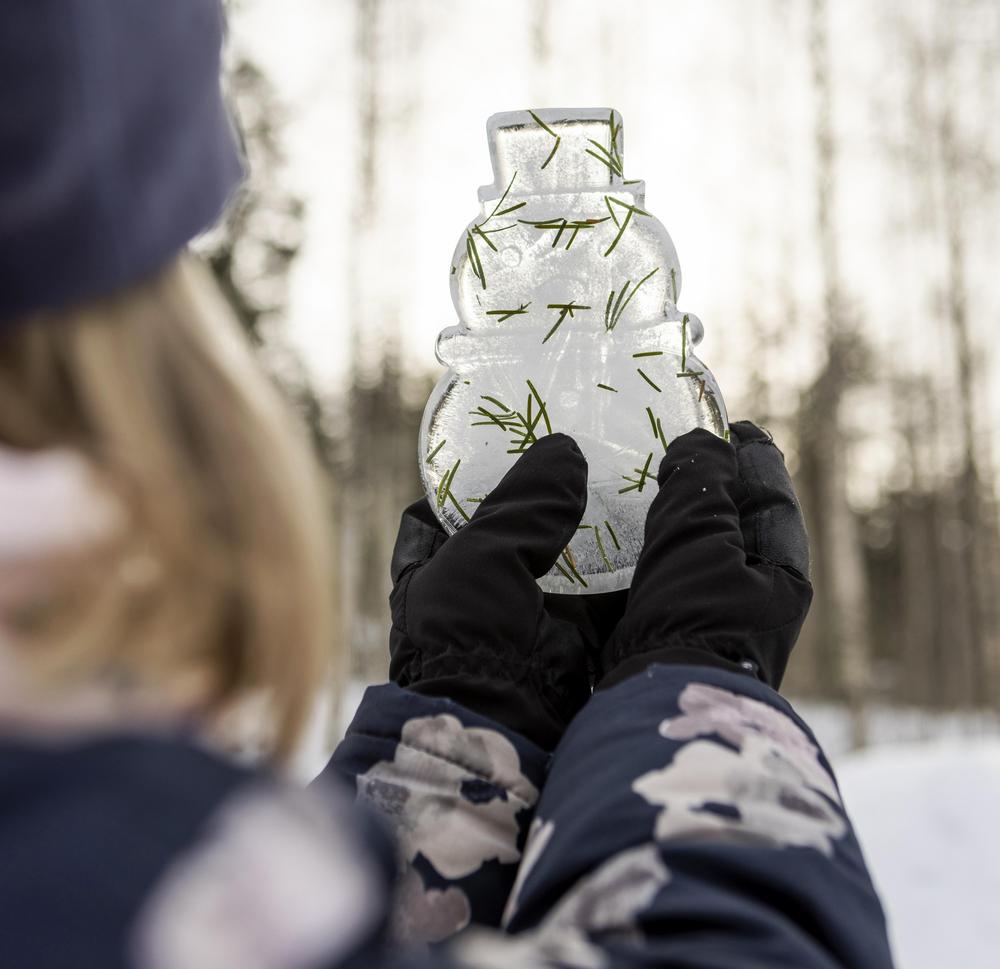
[419,108,727,594]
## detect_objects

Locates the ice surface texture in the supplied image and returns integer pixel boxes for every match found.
[419,108,727,594]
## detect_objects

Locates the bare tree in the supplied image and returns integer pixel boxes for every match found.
[929,1,998,705]
[796,0,873,746]
[340,0,429,684]
[886,0,1000,706]
[530,0,552,100]
[339,0,385,684]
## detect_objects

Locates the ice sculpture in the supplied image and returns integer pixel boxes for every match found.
[419,108,727,594]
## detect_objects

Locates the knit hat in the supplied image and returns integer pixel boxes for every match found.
[0,0,244,326]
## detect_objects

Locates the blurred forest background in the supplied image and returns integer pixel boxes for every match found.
[210,0,1000,746]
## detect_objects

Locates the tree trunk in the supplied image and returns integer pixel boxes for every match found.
[802,0,873,746]
[342,0,384,683]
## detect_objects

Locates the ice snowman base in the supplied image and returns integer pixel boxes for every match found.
[419,109,727,594]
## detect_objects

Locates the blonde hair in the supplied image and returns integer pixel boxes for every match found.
[0,255,335,761]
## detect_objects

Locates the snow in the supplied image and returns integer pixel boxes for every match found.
[794,700,1000,760]
[289,680,368,782]
[791,701,1000,968]
[835,740,1000,969]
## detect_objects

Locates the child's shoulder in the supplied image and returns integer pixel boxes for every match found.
[0,730,255,821]
[0,731,390,968]
[0,731,258,892]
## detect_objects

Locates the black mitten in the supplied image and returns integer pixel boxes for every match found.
[598,421,812,691]
[389,434,592,750]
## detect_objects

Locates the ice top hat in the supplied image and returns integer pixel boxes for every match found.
[419,108,727,594]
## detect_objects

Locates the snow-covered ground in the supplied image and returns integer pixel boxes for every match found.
[300,687,1000,968]
[795,700,1000,969]
[835,739,1000,969]
[794,700,1000,760]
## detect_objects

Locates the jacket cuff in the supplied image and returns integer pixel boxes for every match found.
[332,681,549,794]
[597,645,757,691]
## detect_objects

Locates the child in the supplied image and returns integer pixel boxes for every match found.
[0,3,895,967]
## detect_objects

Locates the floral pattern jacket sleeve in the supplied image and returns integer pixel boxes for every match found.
[321,663,895,969]
[323,682,548,943]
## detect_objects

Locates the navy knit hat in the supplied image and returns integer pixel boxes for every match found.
[0,0,245,326]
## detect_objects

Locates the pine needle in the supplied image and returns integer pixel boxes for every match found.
[637,368,662,392]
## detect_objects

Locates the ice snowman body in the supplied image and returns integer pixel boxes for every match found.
[419,108,727,594]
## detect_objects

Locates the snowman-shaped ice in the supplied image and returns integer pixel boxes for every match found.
[419,108,727,594]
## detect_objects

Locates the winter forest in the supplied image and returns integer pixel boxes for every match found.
[210,1,1000,961]
[219,0,1000,731]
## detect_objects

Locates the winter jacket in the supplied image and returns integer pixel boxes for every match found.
[0,664,895,968]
